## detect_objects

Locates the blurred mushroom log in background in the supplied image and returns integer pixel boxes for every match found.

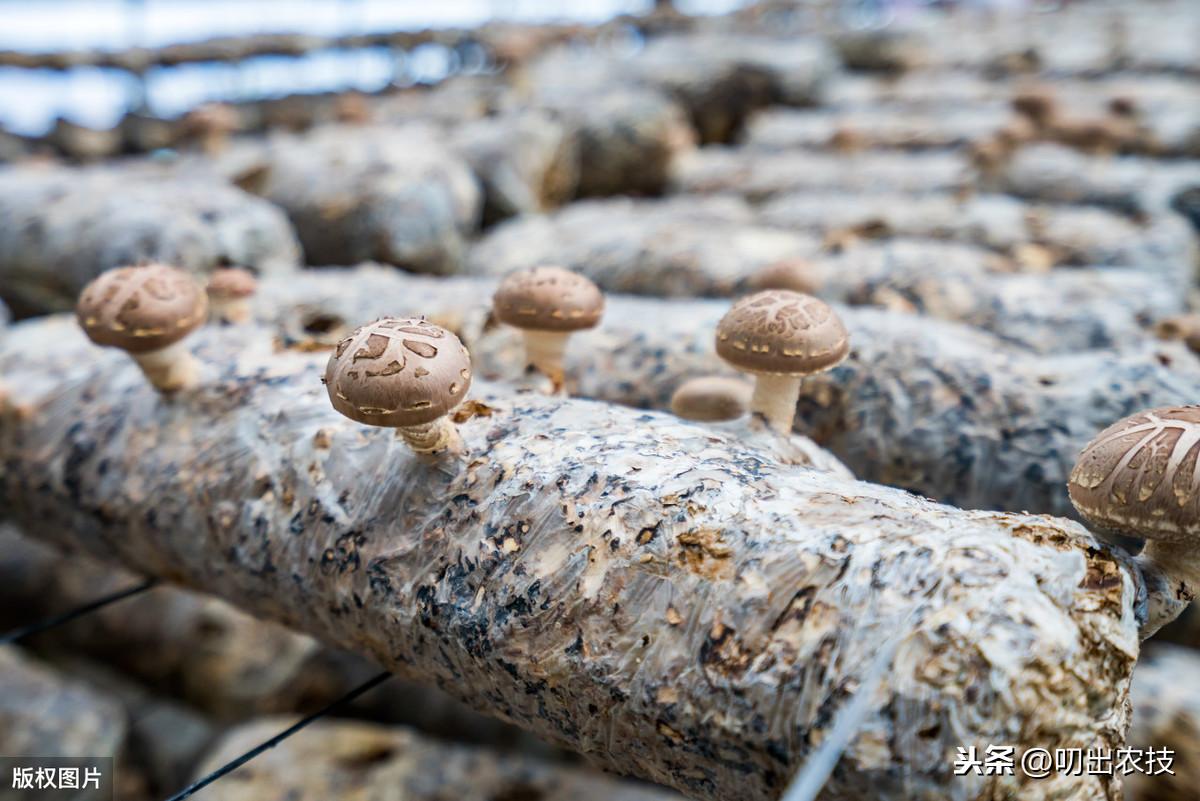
[993,143,1200,218]
[756,191,1196,276]
[0,646,184,799]
[205,124,482,273]
[671,147,970,200]
[0,166,299,317]
[0,525,558,755]
[195,718,681,801]
[468,202,1186,350]
[449,110,581,224]
[1127,644,1200,801]
[522,34,833,147]
[744,106,1019,152]
[744,84,1200,158]
[807,0,1199,75]
[246,268,1199,520]
[0,646,127,761]
[0,315,1158,801]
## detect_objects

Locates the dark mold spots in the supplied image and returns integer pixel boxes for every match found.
[61,420,97,504]
[700,622,752,678]
[320,531,366,575]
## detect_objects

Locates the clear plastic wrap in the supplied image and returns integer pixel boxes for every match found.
[253,267,1200,520]
[0,316,1150,801]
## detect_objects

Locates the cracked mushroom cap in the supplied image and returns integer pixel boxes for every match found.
[492,266,604,333]
[715,290,849,376]
[206,268,258,300]
[1068,406,1200,543]
[76,264,208,354]
[324,317,472,428]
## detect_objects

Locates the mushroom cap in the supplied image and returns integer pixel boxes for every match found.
[747,258,823,295]
[670,376,752,422]
[1068,406,1200,543]
[324,317,471,428]
[492,266,604,333]
[1012,87,1057,125]
[206,267,258,300]
[76,264,208,354]
[715,290,849,376]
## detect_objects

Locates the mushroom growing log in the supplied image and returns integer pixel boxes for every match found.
[0,646,128,761]
[758,191,1196,279]
[197,717,682,801]
[526,35,833,146]
[469,203,1184,352]
[207,124,483,273]
[744,106,1015,152]
[1127,643,1200,801]
[251,268,1200,519]
[0,314,1164,801]
[994,144,1200,218]
[670,147,971,201]
[0,524,560,755]
[0,165,300,317]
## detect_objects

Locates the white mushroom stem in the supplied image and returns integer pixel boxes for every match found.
[210,297,252,324]
[522,330,570,388]
[1137,540,1200,637]
[749,373,803,433]
[396,417,463,455]
[132,341,200,393]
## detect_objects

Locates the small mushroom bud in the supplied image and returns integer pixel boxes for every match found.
[182,102,240,155]
[1108,96,1138,119]
[334,92,372,125]
[323,317,471,455]
[715,290,849,433]
[1069,407,1200,635]
[746,258,824,295]
[1012,87,1058,129]
[492,266,604,391]
[206,268,258,324]
[670,376,752,422]
[1153,314,1200,354]
[76,264,208,393]
[828,126,866,153]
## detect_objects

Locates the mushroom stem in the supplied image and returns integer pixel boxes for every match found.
[132,341,200,393]
[522,330,570,388]
[396,418,464,455]
[1137,539,1200,637]
[210,298,251,324]
[749,373,802,433]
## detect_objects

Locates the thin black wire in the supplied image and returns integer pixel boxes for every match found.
[163,671,393,801]
[0,578,159,646]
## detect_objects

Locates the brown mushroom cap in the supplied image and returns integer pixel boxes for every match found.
[76,264,208,354]
[324,317,471,428]
[492,266,604,333]
[747,258,824,295]
[671,376,752,422]
[715,290,849,376]
[206,267,258,300]
[1012,87,1057,126]
[1068,406,1200,543]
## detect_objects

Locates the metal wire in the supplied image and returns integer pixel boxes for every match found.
[0,578,159,646]
[162,671,393,801]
